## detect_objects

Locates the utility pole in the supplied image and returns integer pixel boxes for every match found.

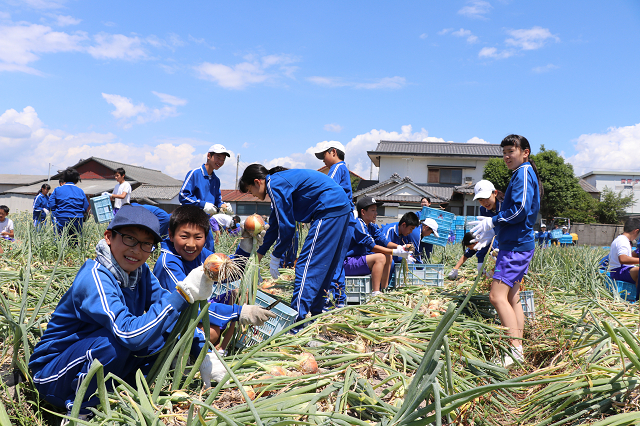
[47,163,52,183]
[235,154,240,190]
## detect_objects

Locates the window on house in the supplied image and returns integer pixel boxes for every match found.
[236,203,272,216]
[427,168,462,184]
[466,205,475,216]
[428,169,440,183]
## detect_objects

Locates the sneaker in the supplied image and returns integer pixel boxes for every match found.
[371,291,382,297]
[500,354,515,367]
[60,412,92,426]
[512,346,524,363]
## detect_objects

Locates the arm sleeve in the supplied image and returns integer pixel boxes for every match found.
[372,226,390,247]
[464,248,477,258]
[257,211,278,256]
[206,302,242,328]
[77,264,188,351]
[83,194,89,211]
[263,181,296,259]
[492,166,535,226]
[353,220,376,253]
[155,253,187,292]
[48,190,57,211]
[179,170,204,208]
[213,175,222,208]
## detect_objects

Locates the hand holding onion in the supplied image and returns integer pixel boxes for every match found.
[240,214,270,253]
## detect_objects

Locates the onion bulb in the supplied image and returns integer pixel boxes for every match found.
[296,352,318,374]
[244,213,265,236]
[203,253,242,282]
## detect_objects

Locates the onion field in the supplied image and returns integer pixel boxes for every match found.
[1,212,639,425]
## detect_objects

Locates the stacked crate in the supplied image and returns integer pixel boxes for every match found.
[419,207,455,247]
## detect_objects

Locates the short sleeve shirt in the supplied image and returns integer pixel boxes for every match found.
[0,218,14,234]
[114,181,132,209]
[609,234,632,270]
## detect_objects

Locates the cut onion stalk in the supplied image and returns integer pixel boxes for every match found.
[203,253,244,282]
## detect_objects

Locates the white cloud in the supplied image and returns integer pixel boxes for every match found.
[102,92,183,128]
[419,33,428,39]
[532,63,558,73]
[0,106,208,181]
[505,27,560,50]
[438,28,453,35]
[451,28,479,44]
[103,21,117,27]
[308,76,406,90]
[467,136,489,144]
[458,0,493,19]
[0,12,11,21]
[21,0,66,9]
[152,91,187,106]
[324,123,343,133]
[54,15,81,26]
[0,21,86,74]
[87,33,147,60]
[195,54,299,89]
[565,123,640,176]
[478,47,513,59]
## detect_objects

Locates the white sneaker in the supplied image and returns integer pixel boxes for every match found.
[60,412,91,426]
[371,291,382,297]
[512,346,524,363]
[501,354,514,367]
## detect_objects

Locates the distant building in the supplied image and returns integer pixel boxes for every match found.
[356,140,503,217]
[580,171,640,214]
[221,190,271,218]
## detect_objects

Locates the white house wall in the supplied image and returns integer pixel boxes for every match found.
[0,194,36,213]
[379,157,488,184]
[583,173,640,214]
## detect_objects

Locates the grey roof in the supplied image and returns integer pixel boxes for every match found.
[580,170,640,178]
[353,174,451,203]
[368,141,502,166]
[578,179,600,194]
[454,182,475,195]
[6,180,116,196]
[0,174,48,185]
[53,157,183,186]
[131,185,181,200]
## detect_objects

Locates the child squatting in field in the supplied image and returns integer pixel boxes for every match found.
[608,217,640,288]
[153,205,275,356]
[28,205,231,421]
[470,135,542,366]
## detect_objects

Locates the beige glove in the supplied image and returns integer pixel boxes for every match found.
[200,352,226,388]
[176,266,214,303]
[239,305,277,326]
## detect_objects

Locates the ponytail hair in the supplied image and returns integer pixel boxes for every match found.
[38,183,51,194]
[500,134,543,198]
[239,163,289,193]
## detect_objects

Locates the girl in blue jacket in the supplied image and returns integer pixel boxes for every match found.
[32,183,51,229]
[239,164,353,329]
[48,168,89,244]
[471,135,541,366]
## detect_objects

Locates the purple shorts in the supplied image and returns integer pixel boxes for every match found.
[210,218,221,232]
[493,249,535,288]
[343,255,371,276]
[610,265,637,283]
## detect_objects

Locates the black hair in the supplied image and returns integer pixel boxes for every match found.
[115,167,126,177]
[168,205,211,236]
[61,168,81,184]
[623,217,640,234]
[0,205,8,214]
[399,212,420,228]
[232,215,241,225]
[420,197,431,204]
[239,164,289,193]
[462,232,475,248]
[38,183,51,194]
[500,134,543,197]
[334,148,345,161]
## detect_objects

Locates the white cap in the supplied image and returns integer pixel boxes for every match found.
[315,141,346,159]
[422,218,439,238]
[540,224,546,228]
[562,226,567,230]
[473,179,496,200]
[208,144,231,157]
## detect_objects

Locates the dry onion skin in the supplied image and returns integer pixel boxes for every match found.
[203,253,243,282]
[244,214,265,236]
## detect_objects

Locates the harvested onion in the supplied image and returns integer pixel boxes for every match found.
[203,253,243,282]
[296,352,318,374]
[244,213,265,236]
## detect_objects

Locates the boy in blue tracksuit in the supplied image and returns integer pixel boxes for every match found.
[537,224,549,247]
[240,165,353,328]
[448,232,499,279]
[470,136,541,366]
[342,197,411,296]
[28,205,226,420]
[382,212,421,264]
[153,205,274,353]
[179,144,232,252]
[32,183,51,229]
[48,168,89,244]
[315,141,355,307]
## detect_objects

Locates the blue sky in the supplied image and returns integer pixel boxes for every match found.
[1,0,639,188]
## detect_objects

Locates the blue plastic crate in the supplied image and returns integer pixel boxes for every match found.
[237,290,298,348]
[394,264,444,287]
[419,207,455,247]
[90,194,114,224]
[519,291,535,319]
[550,229,563,239]
[559,235,573,244]
[604,276,637,303]
[345,275,371,304]
[454,216,466,225]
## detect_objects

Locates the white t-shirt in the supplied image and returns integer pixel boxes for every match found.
[609,234,632,270]
[113,181,132,209]
[212,214,234,228]
[0,218,14,235]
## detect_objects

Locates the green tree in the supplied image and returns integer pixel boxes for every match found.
[482,158,511,193]
[595,188,635,224]
[350,174,361,193]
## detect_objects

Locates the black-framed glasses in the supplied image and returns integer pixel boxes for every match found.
[111,229,156,253]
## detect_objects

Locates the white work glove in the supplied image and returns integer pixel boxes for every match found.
[448,269,459,280]
[392,247,410,259]
[239,221,269,253]
[407,255,416,264]
[269,256,281,279]
[471,228,495,251]
[239,305,277,326]
[101,192,110,197]
[203,202,218,215]
[200,352,227,388]
[469,217,495,237]
[43,208,49,215]
[176,266,214,303]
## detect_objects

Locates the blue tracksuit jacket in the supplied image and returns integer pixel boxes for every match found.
[48,183,88,218]
[258,169,352,259]
[153,239,243,328]
[179,165,222,209]
[492,162,540,252]
[33,193,49,222]
[346,218,389,258]
[328,161,354,208]
[382,222,422,263]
